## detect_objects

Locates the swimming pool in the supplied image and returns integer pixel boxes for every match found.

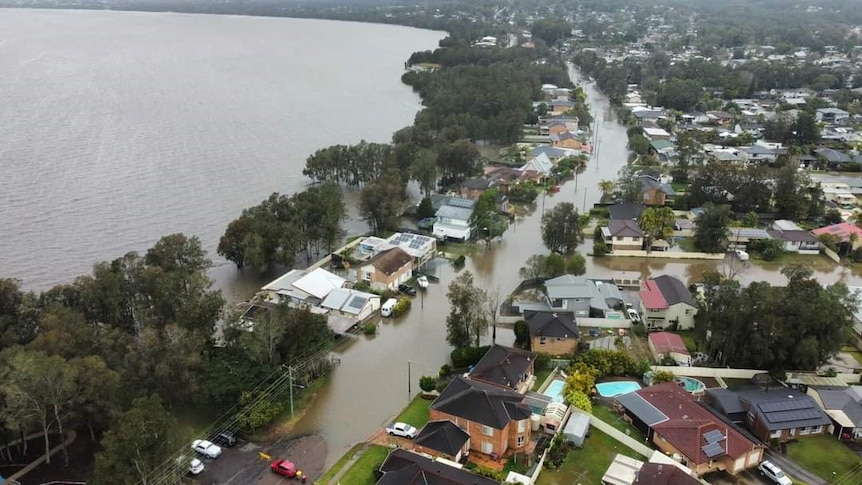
[595,381,642,397]
[542,379,567,403]
[677,376,706,392]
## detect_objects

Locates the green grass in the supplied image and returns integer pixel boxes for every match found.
[395,395,433,428]
[677,238,697,252]
[248,375,330,441]
[335,444,391,485]
[670,182,688,193]
[316,443,365,485]
[534,366,556,391]
[438,241,477,259]
[671,330,699,353]
[841,346,862,366]
[536,428,647,485]
[591,404,646,442]
[785,435,862,482]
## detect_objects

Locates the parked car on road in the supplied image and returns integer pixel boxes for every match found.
[271,459,297,477]
[398,284,417,296]
[758,460,792,485]
[588,328,601,338]
[386,422,418,439]
[417,275,429,288]
[189,458,205,475]
[191,439,222,459]
[212,431,237,447]
[626,308,640,323]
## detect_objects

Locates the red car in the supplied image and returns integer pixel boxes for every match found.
[271,459,297,477]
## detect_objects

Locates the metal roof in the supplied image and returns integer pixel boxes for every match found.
[616,392,669,426]
[435,205,473,221]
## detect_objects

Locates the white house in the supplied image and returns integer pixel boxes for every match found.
[520,152,554,177]
[433,205,473,241]
[767,220,821,254]
[320,288,380,322]
[638,275,698,330]
[260,268,346,307]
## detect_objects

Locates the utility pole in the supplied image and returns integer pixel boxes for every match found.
[289,365,294,418]
[408,361,412,402]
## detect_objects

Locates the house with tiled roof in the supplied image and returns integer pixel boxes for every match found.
[429,376,533,459]
[357,247,413,292]
[811,222,862,252]
[376,448,498,485]
[637,172,676,206]
[467,345,536,393]
[648,332,690,366]
[807,385,862,441]
[550,131,583,149]
[601,219,645,252]
[638,275,698,330]
[524,310,579,355]
[412,420,471,462]
[608,202,645,221]
[705,387,831,443]
[615,383,764,476]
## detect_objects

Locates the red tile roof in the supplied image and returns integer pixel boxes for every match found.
[648,332,689,356]
[639,280,668,310]
[637,383,760,466]
[811,222,862,242]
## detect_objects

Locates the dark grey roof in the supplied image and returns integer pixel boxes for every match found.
[524,310,579,339]
[634,462,701,485]
[653,275,697,307]
[377,448,499,485]
[744,145,776,155]
[638,174,676,195]
[766,229,818,243]
[737,388,831,430]
[413,421,470,457]
[706,388,747,415]
[814,387,862,427]
[815,147,852,164]
[468,345,536,390]
[608,202,645,220]
[616,392,669,426]
[460,178,495,191]
[432,376,532,430]
[608,219,645,237]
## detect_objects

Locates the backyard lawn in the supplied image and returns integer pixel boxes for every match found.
[330,444,390,485]
[592,404,646,443]
[786,435,862,482]
[534,366,556,391]
[395,395,432,428]
[536,428,647,485]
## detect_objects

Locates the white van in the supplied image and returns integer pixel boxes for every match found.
[381,298,398,317]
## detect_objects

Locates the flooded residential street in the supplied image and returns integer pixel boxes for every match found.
[237,67,862,473]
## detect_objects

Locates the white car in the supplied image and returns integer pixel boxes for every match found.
[734,249,750,261]
[626,308,640,323]
[191,439,222,459]
[386,422,418,439]
[189,458,205,475]
[758,460,792,485]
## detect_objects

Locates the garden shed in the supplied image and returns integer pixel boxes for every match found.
[562,411,591,447]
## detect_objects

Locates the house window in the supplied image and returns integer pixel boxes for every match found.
[539,337,546,345]
[362,271,372,282]
[685,309,693,315]
[811,425,822,434]
[518,420,527,432]
[799,427,811,435]
[482,425,494,437]
[770,430,782,439]
[517,435,525,447]
[482,442,493,454]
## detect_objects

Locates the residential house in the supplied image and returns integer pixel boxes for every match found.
[530,145,578,164]
[710,149,742,164]
[550,131,583,149]
[643,127,671,141]
[433,198,475,241]
[647,332,691,365]
[320,288,380,321]
[633,463,702,485]
[631,107,667,123]
[650,140,676,158]
[807,386,862,440]
[429,376,533,458]
[615,383,764,476]
[767,220,821,254]
[707,111,733,125]
[459,178,497,200]
[637,172,676,206]
[742,145,777,165]
[524,310,580,355]
[520,152,554,180]
[638,275,698,330]
[608,202,645,220]
[705,388,831,442]
[260,267,346,307]
[543,274,621,318]
[467,345,536,393]
[601,219,645,252]
[811,222,862,251]
[547,120,570,136]
[816,107,850,124]
[815,147,852,167]
[357,247,413,292]
[727,228,772,250]
[412,421,471,462]
[602,454,701,485]
[360,232,437,271]
[549,98,574,114]
[376,448,498,485]
[538,115,579,136]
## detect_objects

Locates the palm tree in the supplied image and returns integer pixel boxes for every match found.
[851,211,862,227]
[598,180,615,200]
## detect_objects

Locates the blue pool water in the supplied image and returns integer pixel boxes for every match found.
[595,381,642,397]
[677,376,706,392]
[542,379,566,403]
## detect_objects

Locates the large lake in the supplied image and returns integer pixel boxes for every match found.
[0,9,444,295]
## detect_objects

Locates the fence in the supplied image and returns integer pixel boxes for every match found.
[609,250,725,260]
[588,415,654,458]
[823,246,841,263]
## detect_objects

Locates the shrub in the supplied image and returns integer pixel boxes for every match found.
[436,375,454,392]
[453,255,466,267]
[533,352,551,373]
[236,391,282,431]
[573,349,649,377]
[592,240,609,257]
[450,346,491,368]
[513,320,529,344]
[652,370,676,383]
[392,298,411,317]
[419,375,437,392]
[363,322,377,335]
[851,247,862,263]
[438,364,452,377]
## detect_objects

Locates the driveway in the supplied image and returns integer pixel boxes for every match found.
[706,469,772,485]
[194,434,327,485]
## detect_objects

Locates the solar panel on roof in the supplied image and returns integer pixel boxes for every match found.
[702,442,724,458]
[760,399,812,413]
[768,409,825,423]
[346,296,366,310]
[703,430,726,443]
